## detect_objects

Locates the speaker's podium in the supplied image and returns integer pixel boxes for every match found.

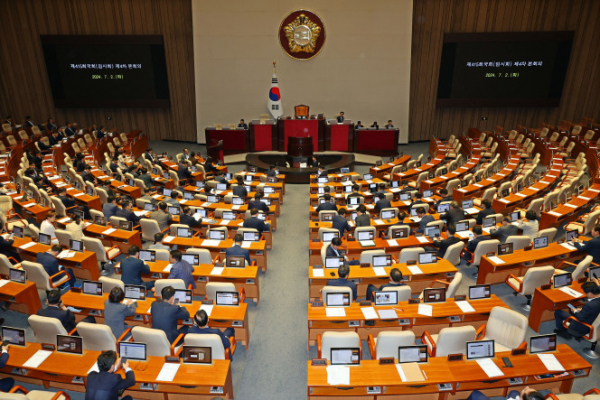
[287,137,313,167]
[207,140,224,164]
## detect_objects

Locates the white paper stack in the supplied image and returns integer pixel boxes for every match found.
[325,308,346,317]
[373,267,387,277]
[200,304,214,316]
[476,358,504,377]
[23,350,53,368]
[156,363,180,381]
[560,243,576,251]
[163,236,175,243]
[326,365,350,385]
[387,239,399,246]
[488,256,505,264]
[559,287,583,298]
[163,264,173,272]
[418,304,433,316]
[455,301,475,313]
[407,266,423,275]
[210,267,224,276]
[312,269,324,277]
[19,242,37,250]
[416,236,429,243]
[361,307,379,320]
[201,239,221,247]
[537,353,565,371]
[378,309,398,319]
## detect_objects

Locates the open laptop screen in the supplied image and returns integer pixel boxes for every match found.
[216,291,239,306]
[565,229,578,242]
[9,268,26,283]
[138,250,156,262]
[374,290,398,306]
[398,345,428,364]
[173,289,193,305]
[418,252,436,265]
[326,292,350,307]
[392,227,409,238]
[322,231,339,242]
[455,221,469,232]
[498,243,513,255]
[530,334,557,354]
[381,209,395,219]
[124,284,146,301]
[2,327,25,346]
[325,257,343,269]
[181,254,199,266]
[70,239,84,252]
[533,236,548,250]
[226,256,245,268]
[208,230,225,240]
[57,335,83,355]
[422,287,446,303]
[82,281,103,296]
[357,230,373,241]
[553,273,572,289]
[483,216,496,228]
[177,227,192,238]
[372,255,392,267]
[39,233,52,245]
[468,285,491,300]
[330,348,360,365]
[466,340,495,360]
[119,342,147,361]
[182,346,212,365]
[424,226,440,239]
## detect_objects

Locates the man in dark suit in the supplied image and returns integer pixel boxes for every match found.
[85,350,135,400]
[555,280,600,339]
[429,224,461,258]
[489,216,518,243]
[120,245,154,291]
[81,165,95,184]
[435,188,454,211]
[144,148,156,164]
[109,159,119,174]
[326,237,359,266]
[189,310,235,359]
[168,250,196,290]
[181,148,191,161]
[326,264,357,301]
[355,121,364,129]
[24,116,35,127]
[366,268,404,300]
[149,202,172,231]
[65,123,77,137]
[248,193,270,213]
[180,206,200,229]
[374,193,391,213]
[138,168,153,190]
[48,131,61,146]
[232,176,247,198]
[573,225,600,264]
[151,286,190,343]
[37,244,76,287]
[462,226,493,263]
[385,120,394,129]
[336,112,345,123]
[316,194,338,212]
[46,118,57,131]
[225,234,251,265]
[442,201,467,226]
[0,234,21,263]
[243,208,266,232]
[115,200,140,226]
[177,160,193,183]
[266,165,278,177]
[415,207,435,234]
[332,208,352,237]
[354,204,371,227]
[475,199,495,226]
[103,196,120,220]
[0,342,14,392]
[214,170,228,184]
[237,119,248,129]
[38,289,95,332]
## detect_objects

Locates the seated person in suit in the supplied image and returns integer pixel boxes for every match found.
[144,148,156,164]
[232,176,247,198]
[149,233,171,251]
[189,309,236,359]
[332,208,352,237]
[489,216,518,243]
[225,234,251,265]
[435,188,453,211]
[105,287,138,340]
[475,199,495,226]
[415,207,435,234]
[366,267,405,301]
[375,183,387,197]
[346,184,362,200]
[309,156,319,168]
[177,160,193,182]
[81,165,95,183]
[336,111,345,123]
[214,170,227,184]
[37,289,95,333]
[385,120,394,129]
[555,280,600,339]
[573,225,600,264]
[467,387,543,400]
[441,201,467,226]
[354,204,371,227]
[204,156,217,174]
[355,120,364,129]
[462,225,493,263]
[327,237,360,266]
[168,250,196,290]
[46,118,57,132]
[370,121,379,129]
[109,159,119,174]
[35,244,76,287]
[0,230,21,263]
[164,191,180,207]
[120,245,155,291]
[115,200,141,226]
[151,286,190,343]
[316,194,338,212]
[181,148,191,161]
[243,207,267,232]
[517,210,540,239]
[149,201,172,231]
[237,119,248,129]
[48,131,61,146]
[86,350,135,400]
[103,196,120,220]
[0,342,14,392]
[248,192,270,213]
[428,224,461,258]
[56,187,78,210]
[374,192,391,213]
[326,263,357,301]
[138,168,153,190]
[266,165,278,177]
[180,206,200,229]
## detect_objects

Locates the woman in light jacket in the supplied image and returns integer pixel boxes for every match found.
[518,210,539,239]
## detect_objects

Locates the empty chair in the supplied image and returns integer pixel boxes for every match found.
[99,276,125,293]
[185,333,236,360]
[21,260,70,300]
[205,282,237,301]
[506,265,555,311]
[76,322,118,351]
[422,326,476,357]
[154,249,171,262]
[380,285,412,302]
[367,331,415,359]
[28,315,71,343]
[140,218,164,242]
[445,179,460,196]
[83,237,121,275]
[317,331,361,360]
[442,242,464,265]
[476,306,528,352]
[537,228,557,243]
[131,326,183,357]
[155,279,186,296]
[561,256,594,281]
[565,210,600,235]
[359,250,387,265]
[398,247,425,264]
[506,236,531,251]
[185,248,214,264]
[471,239,500,268]
[420,272,463,300]
[0,387,70,399]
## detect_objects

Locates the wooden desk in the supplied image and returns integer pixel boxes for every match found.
[45,175,102,211]
[0,281,42,315]
[453,157,520,203]
[0,342,233,399]
[90,170,142,199]
[420,155,482,191]
[61,291,250,348]
[307,344,590,400]
[56,219,142,253]
[9,193,51,223]
[539,184,600,229]
[369,155,411,179]
[529,280,586,332]
[394,154,445,182]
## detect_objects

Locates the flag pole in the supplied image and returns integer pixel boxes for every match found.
[273,61,276,74]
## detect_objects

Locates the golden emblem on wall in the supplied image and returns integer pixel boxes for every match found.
[279,10,325,60]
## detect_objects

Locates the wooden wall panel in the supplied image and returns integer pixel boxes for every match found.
[410,0,600,141]
[0,0,196,142]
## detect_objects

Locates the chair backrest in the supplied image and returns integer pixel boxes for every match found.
[485,306,528,349]
[445,179,460,195]
[443,242,464,266]
[321,285,353,303]
[375,331,415,359]
[506,236,531,251]
[398,247,425,264]
[321,331,360,361]
[382,285,411,302]
[520,266,555,295]
[180,248,211,265]
[83,237,108,263]
[96,187,108,204]
[54,229,73,248]
[472,240,500,266]
[140,218,161,242]
[582,210,600,235]
[318,227,339,243]
[433,326,476,357]
[50,196,68,217]
[77,321,117,351]
[131,326,172,357]
[527,198,544,216]
[99,276,125,293]
[446,272,463,298]
[354,226,376,239]
[206,282,236,300]
[155,279,186,296]
[481,187,496,202]
[537,228,557,243]
[184,333,226,360]
[21,260,51,291]
[359,250,386,264]
[572,256,594,281]
[28,314,67,343]
[0,254,15,277]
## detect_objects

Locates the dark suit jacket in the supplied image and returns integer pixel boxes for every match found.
[76,159,86,173]
[433,236,462,258]
[65,127,76,137]
[151,300,190,343]
[575,237,600,265]
[435,196,454,210]
[120,257,150,286]
[232,185,247,198]
[36,252,61,279]
[178,164,192,180]
[225,245,251,264]
[466,235,494,253]
[144,152,155,163]
[37,305,76,332]
[316,202,338,212]
[443,208,467,226]
[355,213,371,227]
[81,171,94,183]
[374,199,392,213]
[85,369,135,400]
[476,207,496,226]
[248,200,269,213]
[115,208,140,224]
[417,214,435,233]
[326,278,357,301]
[103,203,119,220]
[266,169,277,177]
[0,237,16,254]
[109,162,119,173]
[569,298,600,335]
[243,216,266,232]
[490,224,518,243]
[332,215,351,236]
[49,135,60,146]
[168,260,196,289]
[336,116,344,123]
[180,213,200,228]
[237,123,248,129]
[139,173,153,188]
[188,326,231,348]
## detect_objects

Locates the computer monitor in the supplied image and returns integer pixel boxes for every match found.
[502,188,510,198]
[176,227,192,238]
[249,166,257,173]
[119,221,133,231]
[173,289,193,305]
[318,177,328,184]
[182,346,212,365]
[39,233,51,245]
[498,243,513,255]
[243,231,260,241]
[343,185,353,193]
[86,186,95,196]
[57,335,83,355]
[424,226,440,238]
[163,188,172,197]
[440,168,448,176]
[483,216,496,228]
[222,211,236,220]
[391,181,400,188]
[529,334,557,354]
[340,167,350,174]
[466,340,495,360]
[380,209,396,220]
[533,236,549,250]
[216,183,227,191]
[325,292,350,307]
[12,226,23,238]
[330,348,360,365]
[357,230,374,241]
[226,256,245,268]
[256,212,267,221]
[207,195,218,203]
[325,257,343,269]
[399,193,411,201]
[423,189,433,198]
[553,273,572,289]
[260,198,271,206]
[167,206,180,216]
[510,211,520,222]
[67,239,83,253]
[322,231,339,242]
[437,203,450,213]
[196,180,205,188]
[181,254,199,266]
[321,212,334,222]
[245,175,253,182]
[348,196,360,206]
[363,173,373,180]
[398,345,428,364]
[152,168,158,175]
[468,285,491,300]
[565,229,578,242]
[94,216,107,226]
[462,199,474,209]
[138,250,156,262]
[195,208,207,218]
[9,268,26,284]
[455,221,469,232]
[589,266,600,281]
[422,287,447,303]
[374,290,398,306]
[428,171,435,179]
[144,202,156,211]
[215,291,240,306]
[119,342,147,361]
[183,192,194,200]
[2,327,25,346]
[82,280,103,296]
[372,255,392,267]
[208,230,225,240]
[232,197,244,205]
[124,284,146,301]
[391,227,409,238]
[418,252,436,265]
[475,174,482,183]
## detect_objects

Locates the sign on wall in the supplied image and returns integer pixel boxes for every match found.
[278,10,326,60]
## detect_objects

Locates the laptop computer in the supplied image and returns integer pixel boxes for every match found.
[226,256,245,268]
[374,290,398,306]
[533,236,549,250]
[119,221,133,231]
[529,334,557,354]
[181,254,199,266]
[138,250,156,262]
[2,327,25,346]
[177,227,192,238]
[398,345,428,363]
[330,348,360,365]
[82,281,103,296]
[322,231,339,242]
[552,273,572,289]
[498,243,513,255]
[9,268,26,284]
[173,289,193,305]
[70,239,84,252]
[124,284,146,301]
[216,291,240,306]
[39,233,52,245]
[372,255,392,267]
[418,252,436,265]
[168,206,180,215]
[144,202,157,211]
[325,292,350,307]
[57,335,83,355]
[424,226,440,239]
[422,287,446,303]
[243,231,260,241]
[391,227,409,238]
[381,209,396,219]
[119,342,147,361]
[182,346,212,365]
[466,340,495,360]
[208,230,225,240]
[468,285,491,300]
[325,257,343,269]
[483,216,496,228]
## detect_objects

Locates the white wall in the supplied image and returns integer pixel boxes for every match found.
[192,0,413,144]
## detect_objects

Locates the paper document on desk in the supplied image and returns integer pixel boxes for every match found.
[152,194,161,199]
[579,196,591,201]
[548,211,561,217]
[515,193,526,198]
[19,242,36,250]
[22,203,36,208]
[102,228,117,235]
[219,220,230,226]
[476,358,504,377]
[73,193,85,197]
[378,309,398,319]
[456,231,473,239]
[387,239,399,247]
[396,363,425,382]
[200,304,214,317]
[325,308,346,317]
[537,353,565,371]
[23,350,53,369]
[565,204,578,208]
[373,219,384,226]
[418,304,433,316]
[416,236,429,244]
[482,227,491,234]
[560,243,577,251]
[0,280,10,288]
[133,211,146,217]
[156,363,180,381]
[559,287,583,298]
[58,250,75,259]
[488,256,505,264]
[202,239,221,247]
[455,300,476,313]
[361,307,379,320]
[210,267,224,276]
[58,217,71,223]
[312,269,324,278]
[359,240,376,247]
[232,205,241,210]
[373,267,387,277]
[498,199,510,203]
[465,208,480,214]
[410,217,422,223]
[163,236,175,243]
[326,365,350,385]
[179,199,188,205]
[163,264,173,272]
[407,266,423,275]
